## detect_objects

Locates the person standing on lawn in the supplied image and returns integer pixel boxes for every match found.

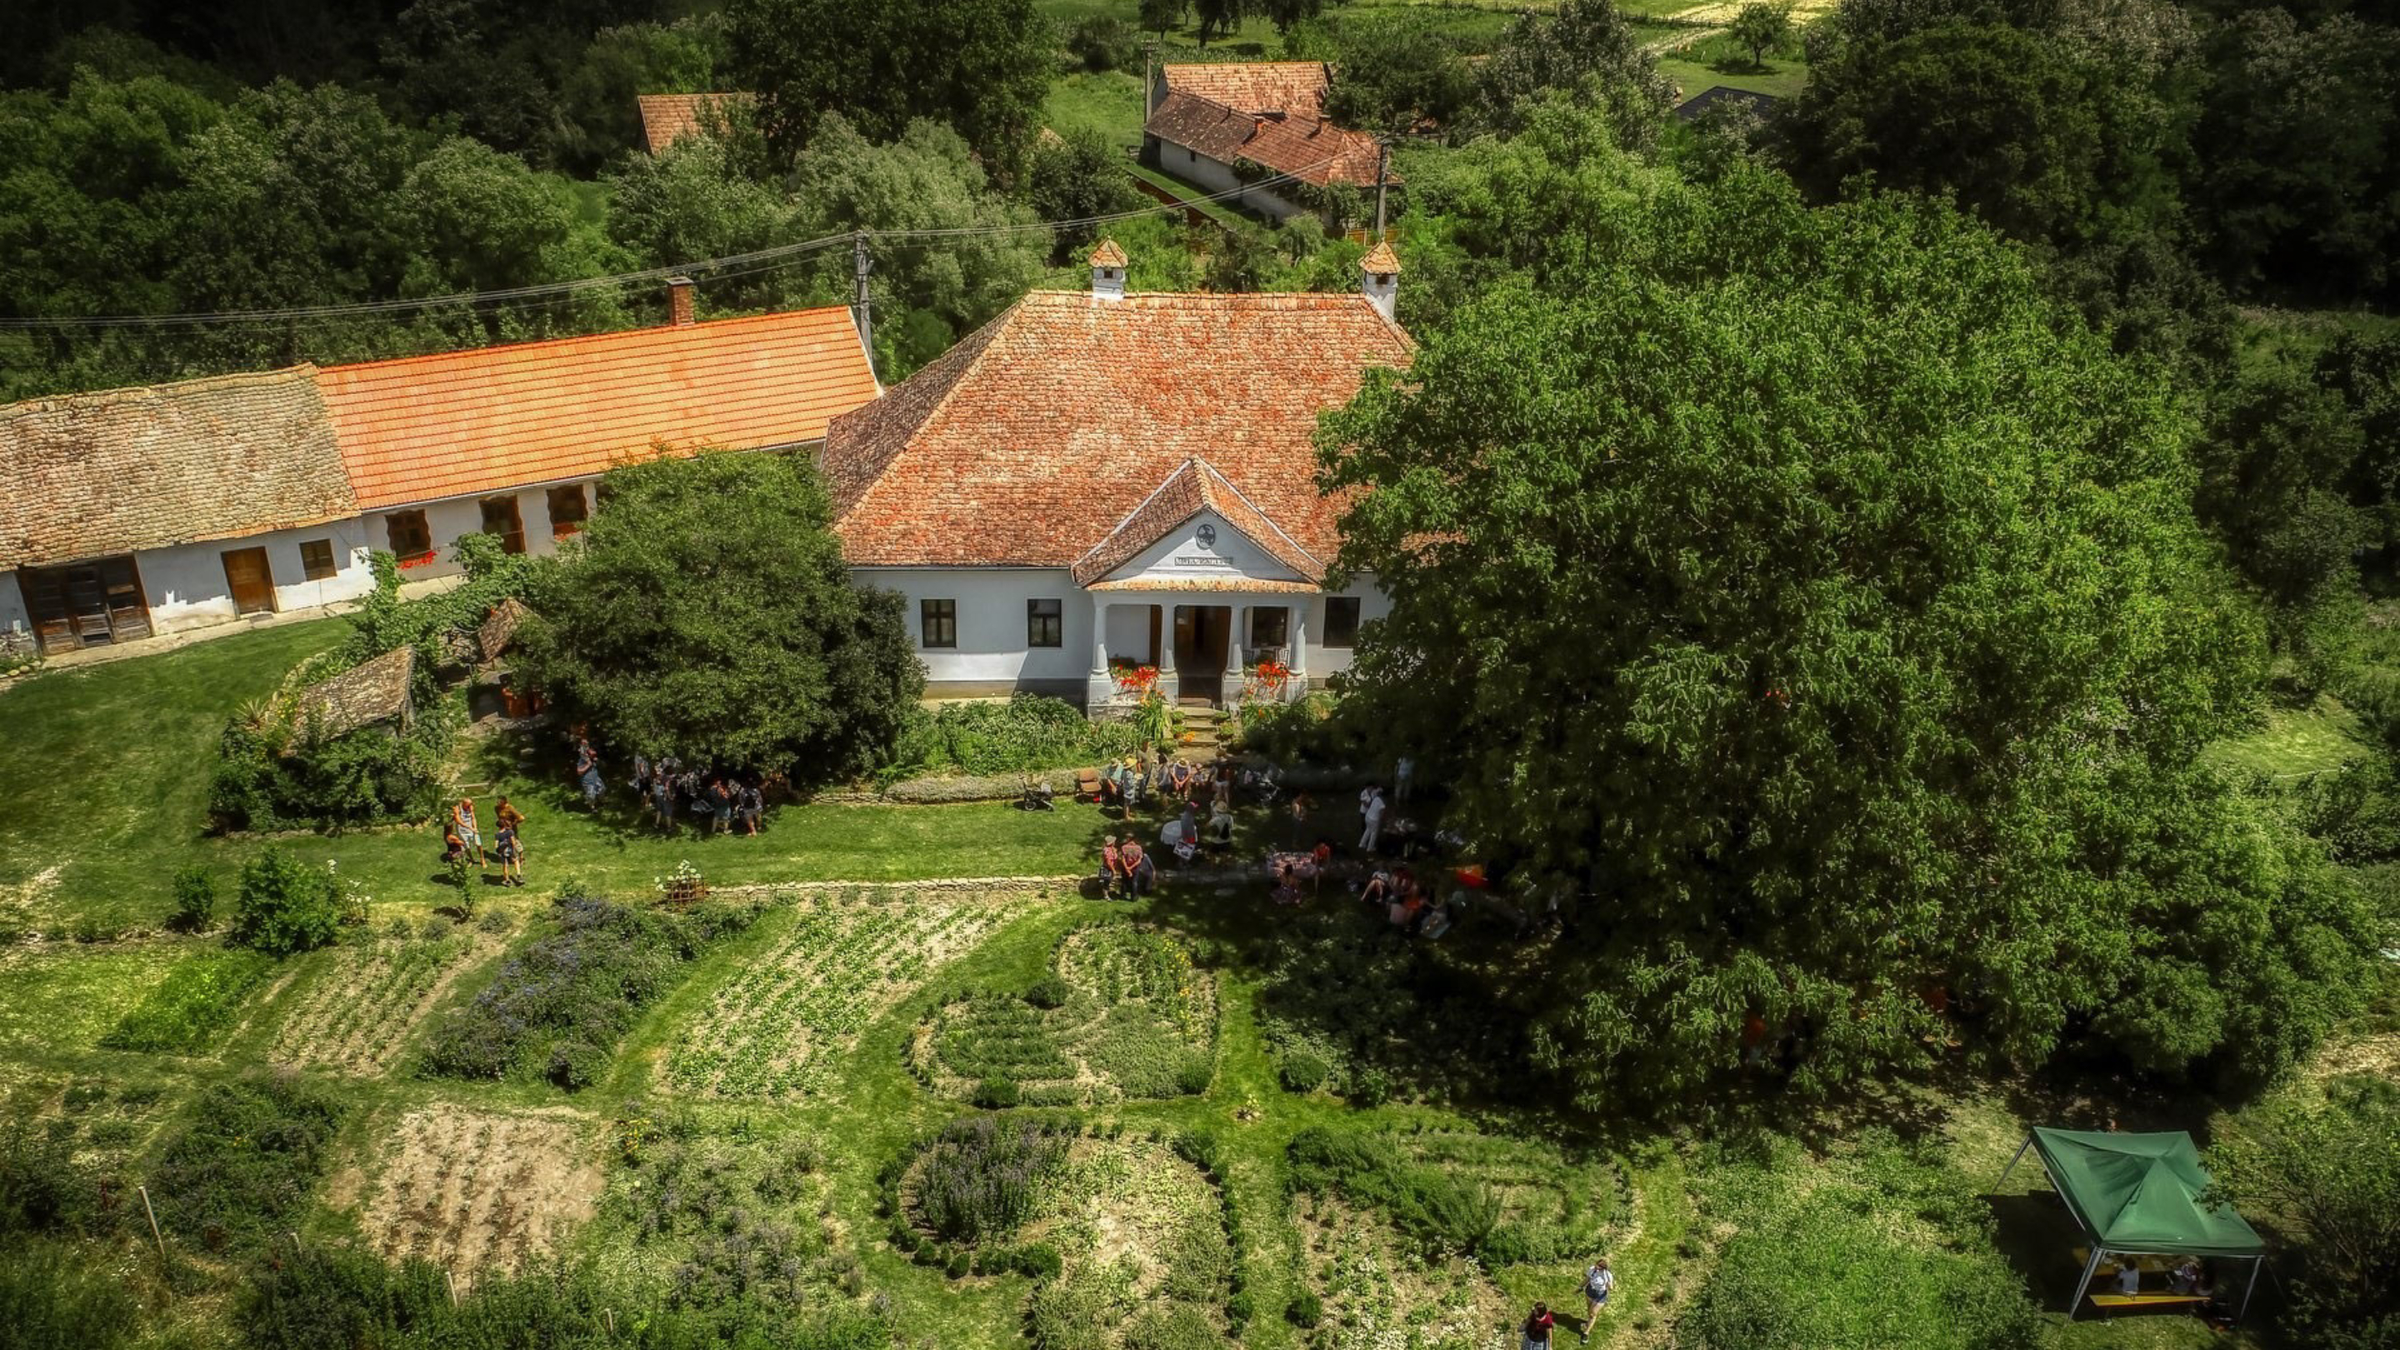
[494,816,525,887]
[1360,785,1387,854]
[1580,1258,1614,1340]
[574,736,605,808]
[451,797,485,867]
[1521,1302,1556,1350]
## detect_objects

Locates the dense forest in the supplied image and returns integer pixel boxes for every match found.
[5,0,2400,1346]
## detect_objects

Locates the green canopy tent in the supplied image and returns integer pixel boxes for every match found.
[1998,1127,2268,1320]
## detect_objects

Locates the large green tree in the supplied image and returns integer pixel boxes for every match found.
[1475,0,1673,148]
[518,452,922,781]
[1317,138,2374,1108]
[725,0,1049,176]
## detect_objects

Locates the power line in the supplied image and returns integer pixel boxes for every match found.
[0,153,1358,332]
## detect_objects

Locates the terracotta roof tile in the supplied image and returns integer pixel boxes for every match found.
[824,291,1410,574]
[1071,458,1318,585]
[636,93,758,153]
[1361,240,1401,273]
[1090,238,1129,267]
[318,308,878,510]
[1161,62,1332,116]
[1144,90,1392,188]
[0,367,357,569]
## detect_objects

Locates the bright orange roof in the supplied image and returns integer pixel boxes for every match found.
[319,308,878,511]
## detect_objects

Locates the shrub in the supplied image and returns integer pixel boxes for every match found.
[1120,1303,1225,1350]
[885,695,1140,781]
[1278,1046,1331,1093]
[1069,14,1134,71]
[1174,1052,1215,1096]
[100,948,275,1053]
[547,1042,605,1091]
[1024,975,1071,1009]
[150,1074,344,1254]
[1015,1243,1063,1279]
[0,1124,106,1236]
[169,865,216,933]
[228,848,340,956]
[1287,1289,1323,1328]
[946,1251,972,1278]
[422,894,758,1083]
[972,1078,1021,1109]
[1285,1126,1500,1256]
[208,683,457,833]
[1351,1067,1392,1108]
[0,1235,142,1350]
[913,1116,1071,1244]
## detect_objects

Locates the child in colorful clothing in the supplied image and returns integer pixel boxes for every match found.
[495,821,525,887]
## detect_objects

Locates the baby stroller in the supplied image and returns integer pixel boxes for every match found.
[1017,774,1057,811]
[1239,762,1284,805]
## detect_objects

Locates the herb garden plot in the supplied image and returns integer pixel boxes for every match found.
[888,1118,1237,1350]
[910,923,1218,1105]
[667,891,1023,1099]
[1286,1125,1629,1267]
[1293,1196,1509,1350]
[269,931,495,1075]
[358,1105,603,1286]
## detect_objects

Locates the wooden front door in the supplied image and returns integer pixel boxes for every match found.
[21,557,151,652]
[221,547,275,615]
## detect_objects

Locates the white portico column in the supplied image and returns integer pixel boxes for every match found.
[1156,603,1179,702]
[1086,598,1117,712]
[1287,601,1307,701]
[1224,602,1248,697]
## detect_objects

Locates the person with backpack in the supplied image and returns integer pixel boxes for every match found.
[1580,1259,1615,1340]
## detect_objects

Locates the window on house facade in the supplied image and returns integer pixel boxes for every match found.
[1027,598,1063,647]
[1250,606,1289,650]
[1323,596,1361,648]
[921,598,957,648]
[385,510,433,561]
[480,495,527,554]
[299,539,338,581]
[547,484,589,538]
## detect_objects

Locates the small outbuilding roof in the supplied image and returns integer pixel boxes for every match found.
[2028,1128,2266,1258]
[0,367,357,570]
[636,92,758,153]
[1144,90,1391,189]
[476,597,536,664]
[298,646,416,739]
[1672,86,1782,122]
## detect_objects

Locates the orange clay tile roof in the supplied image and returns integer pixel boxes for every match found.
[1161,62,1332,117]
[1072,457,1319,585]
[636,93,758,153]
[1361,240,1401,273]
[1144,91,1393,189]
[822,290,1410,574]
[0,366,357,569]
[1090,238,1129,267]
[318,308,878,511]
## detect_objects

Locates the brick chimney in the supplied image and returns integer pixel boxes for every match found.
[1089,239,1128,302]
[666,276,696,327]
[1359,241,1400,320]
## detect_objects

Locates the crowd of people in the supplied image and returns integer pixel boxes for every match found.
[630,752,766,836]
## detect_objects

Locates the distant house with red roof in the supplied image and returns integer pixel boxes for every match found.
[822,240,1410,707]
[1142,62,1394,227]
[0,284,878,654]
[636,93,757,154]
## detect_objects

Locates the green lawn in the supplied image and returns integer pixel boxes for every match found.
[1043,68,1146,149]
[0,620,1105,932]
[2207,693,2373,780]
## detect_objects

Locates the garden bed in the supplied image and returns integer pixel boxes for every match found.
[354,1105,603,1288]
[909,922,1219,1105]
[667,890,1033,1099]
[267,927,502,1076]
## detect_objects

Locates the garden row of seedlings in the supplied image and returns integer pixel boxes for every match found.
[872,1113,1255,1339]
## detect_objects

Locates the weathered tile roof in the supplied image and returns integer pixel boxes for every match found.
[0,367,357,569]
[318,308,878,510]
[1145,90,1392,188]
[823,290,1410,574]
[1071,458,1320,585]
[1090,238,1129,267]
[1361,240,1402,273]
[299,646,414,738]
[636,93,758,153]
[1161,62,1332,117]
[476,597,535,664]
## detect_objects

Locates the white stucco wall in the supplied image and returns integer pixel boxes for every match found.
[851,567,1093,693]
[374,479,594,580]
[138,517,379,634]
[1158,142,1309,222]
[1299,580,1389,679]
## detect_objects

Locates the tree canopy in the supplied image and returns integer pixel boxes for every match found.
[1318,114,2375,1107]
[518,452,922,780]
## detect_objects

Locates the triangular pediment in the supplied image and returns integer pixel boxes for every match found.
[1071,458,1320,587]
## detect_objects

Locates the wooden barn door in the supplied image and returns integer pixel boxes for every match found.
[221,547,276,615]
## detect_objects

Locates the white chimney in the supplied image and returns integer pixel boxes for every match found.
[1090,238,1128,302]
[1359,241,1399,321]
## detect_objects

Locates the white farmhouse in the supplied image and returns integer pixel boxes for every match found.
[1141,62,1395,227]
[822,240,1411,710]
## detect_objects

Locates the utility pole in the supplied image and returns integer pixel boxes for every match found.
[850,231,875,379]
[1143,41,1158,118]
[1373,138,1391,242]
